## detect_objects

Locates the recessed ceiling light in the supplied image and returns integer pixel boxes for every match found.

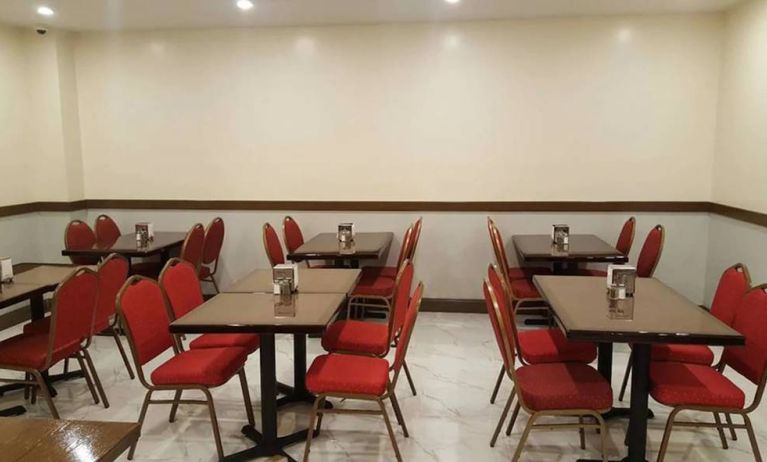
[36,5,55,16]
[445,0,461,4]
[236,0,254,11]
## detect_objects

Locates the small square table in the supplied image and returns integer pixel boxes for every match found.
[225,268,361,295]
[287,232,393,268]
[170,292,347,461]
[533,275,744,462]
[513,234,627,273]
[61,232,186,269]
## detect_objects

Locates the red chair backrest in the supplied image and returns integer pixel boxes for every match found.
[487,264,520,353]
[94,254,129,332]
[395,226,414,272]
[483,280,514,372]
[159,258,204,320]
[263,223,285,266]
[710,264,751,327]
[615,217,636,256]
[94,215,121,247]
[407,217,423,262]
[722,286,767,386]
[201,217,225,266]
[65,220,98,265]
[283,216,305,254]
[49,268,99,359]
[636,225,664,278]
[487,218,511,283]
[390,260,415,341]
[117,276,175,366]
[180,223,205,270]
[392,282,423,375]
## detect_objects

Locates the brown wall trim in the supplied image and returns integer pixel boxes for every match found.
[422,297,484,314]
[1,199,766,230]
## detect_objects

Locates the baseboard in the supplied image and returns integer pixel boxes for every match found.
[421,297,484,314]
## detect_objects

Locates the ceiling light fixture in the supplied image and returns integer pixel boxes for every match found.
[236,0,254,11]
[36,5,55,16]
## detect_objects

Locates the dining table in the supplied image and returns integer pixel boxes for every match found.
[61,232,186,270]
[533,275,745,462]
[287,232,393,268]
[0,264,94,416]
[0,417,140,461]
[170,268,359,462]
[513,234,628,274]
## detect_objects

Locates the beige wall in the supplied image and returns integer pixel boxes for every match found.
[74,14,723,201]
[713,0,767,214]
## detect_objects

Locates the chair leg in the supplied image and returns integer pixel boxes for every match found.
[491,387,514,447]
[594,413,608,462]
[31,384,37,404]
[389,390,409,437]
[656,408,681,462]
[377,398,402,462]
[112,326,135,380]
[490,366,504,404]
[315,397,326,434]
[238,369,256,427]
[169,390,182,423]
[402,360,417,396]
[714,412,729,450]
[201,388,225,461]
[210,277,220,294]
[63,358,69,375]
[725,413,738,441]
[75,353,100,405]
[618,352,633,402]
[505,401,521,436]
[82,349,109,408]
[31,370,59,419]
[512,412,538,462]
[128,390,153,460]
[743,414,763,462]
[23,373,31,401]
[303,396,322,462]
[579,416,586,450]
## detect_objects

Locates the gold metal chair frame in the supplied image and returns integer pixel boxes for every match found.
[655,284,767,462]
[303,283,423,462]
[116,275,256,461]
[199,217,224,293]
[485,281,610,461]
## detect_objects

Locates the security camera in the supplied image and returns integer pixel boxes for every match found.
[35,27,48,35]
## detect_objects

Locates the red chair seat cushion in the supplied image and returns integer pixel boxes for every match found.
[321,320,389,356]
[361,266,398,279]
[508,267,552,281]
[516,363,613,412]
[151,347,247,387]
[0,333,80,370]
[519,329,597,364]
[650,362,745,409]
[306,354,390,396]
[352,273,396,297]
[510,279,542,300]
[651,344,714,365]
[189,333,260,354]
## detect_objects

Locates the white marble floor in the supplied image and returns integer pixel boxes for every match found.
[1,312,765,461]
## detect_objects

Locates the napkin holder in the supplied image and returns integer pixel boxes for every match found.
[273,263,299,294]
[551,224,570,246]
[135,222,154,242]
[0,257,13,284]
[606,264,637,299]
[337,223,355,244]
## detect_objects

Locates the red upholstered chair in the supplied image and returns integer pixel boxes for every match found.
[651,285,767,461]
[160,259,260,354]
[199,217,225,293]
[24,254,135,383]
[483,280,611,461]
[0,268,102,418]
[263,222,285,266]
[636,224,665,277]
[618,263,751,401]
[579,217,636,276]
[94,214,121,248]
[487,217,551,282]
[64,220,100,265]
[283,216,329,268]
[486,264,597,441]
[117,276,255,461]
[180,223,205,271]
[408,217,423,264]
[303,282,424,462]
[322,261,418,395]
[358,224,413,282]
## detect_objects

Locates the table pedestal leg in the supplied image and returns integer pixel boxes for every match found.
[276,334,332,409]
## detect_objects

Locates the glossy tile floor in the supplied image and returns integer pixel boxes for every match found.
[1,312,766,461]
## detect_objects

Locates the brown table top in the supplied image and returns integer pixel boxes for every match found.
[0,283,48,310]
[513,234,628,263]
[225,268,361,294]
[287,232,393,261]
[169,292,346,334]
[12,265,95,287]
[61,232,186,258]
[0,418,140,462]
[534,276,745,345]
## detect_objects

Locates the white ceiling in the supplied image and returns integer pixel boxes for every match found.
[0,0,744,31]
